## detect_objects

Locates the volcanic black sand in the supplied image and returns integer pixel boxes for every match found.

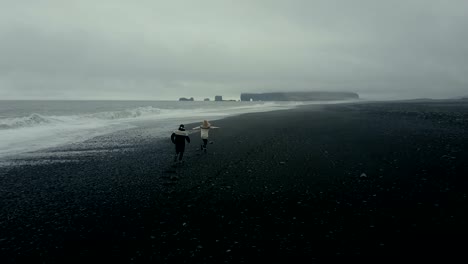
[1,100,468,263]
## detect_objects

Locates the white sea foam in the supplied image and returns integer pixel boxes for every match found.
[0,100,339,159]
[0,103,293,130]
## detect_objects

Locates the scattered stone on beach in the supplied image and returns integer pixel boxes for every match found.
[3,100,468,261]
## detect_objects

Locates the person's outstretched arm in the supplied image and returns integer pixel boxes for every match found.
[211,126,220,129]
[192,126,201,130]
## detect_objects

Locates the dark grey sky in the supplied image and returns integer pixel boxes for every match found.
[1,0,467,100]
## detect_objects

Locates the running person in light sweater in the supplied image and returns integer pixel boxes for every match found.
[192,120,220,153]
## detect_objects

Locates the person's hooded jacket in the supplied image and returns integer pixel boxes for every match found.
[171,125,190,151]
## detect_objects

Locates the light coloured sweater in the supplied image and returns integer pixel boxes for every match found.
[192,126,219,139]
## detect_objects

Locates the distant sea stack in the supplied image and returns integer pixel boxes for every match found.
[179,97,194,101]
[240,91,359,101]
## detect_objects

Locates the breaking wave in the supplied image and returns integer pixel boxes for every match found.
[0,101,309,159]
[0,106,163,130]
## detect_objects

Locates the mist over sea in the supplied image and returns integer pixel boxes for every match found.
[0,100,314,160]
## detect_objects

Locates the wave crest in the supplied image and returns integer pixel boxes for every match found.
[0,107,163,130]
[89,106,161,120]
[0,113,57,129]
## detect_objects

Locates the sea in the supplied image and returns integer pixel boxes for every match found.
[0,100,311,162]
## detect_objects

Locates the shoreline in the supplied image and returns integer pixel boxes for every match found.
[1,100,468,262]
[0,100,310,163]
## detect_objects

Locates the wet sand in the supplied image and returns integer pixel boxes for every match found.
[1,100,468,262]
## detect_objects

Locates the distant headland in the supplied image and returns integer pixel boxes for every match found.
[240,91,359,101]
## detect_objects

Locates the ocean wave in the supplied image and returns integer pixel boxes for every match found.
[88,106,162,120]
[0,102,310,130]
[0,113,59,129]
[0,106,163,130]
[0,101,307,159]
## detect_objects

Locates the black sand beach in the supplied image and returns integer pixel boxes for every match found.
[1,100,468,262]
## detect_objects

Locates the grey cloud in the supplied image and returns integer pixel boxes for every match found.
[1,0,467,100]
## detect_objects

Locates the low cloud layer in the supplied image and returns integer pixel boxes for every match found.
[1,0,467,100]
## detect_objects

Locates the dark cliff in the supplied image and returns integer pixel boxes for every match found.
[240,91,359,101]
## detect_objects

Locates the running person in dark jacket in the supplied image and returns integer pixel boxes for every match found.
[171,124,190,163]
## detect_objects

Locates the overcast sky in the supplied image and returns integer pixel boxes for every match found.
[1,0,467,100]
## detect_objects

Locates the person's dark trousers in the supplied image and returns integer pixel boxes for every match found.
[174,151,184,162]
[174,144,185,162]
[200,139,208,152]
